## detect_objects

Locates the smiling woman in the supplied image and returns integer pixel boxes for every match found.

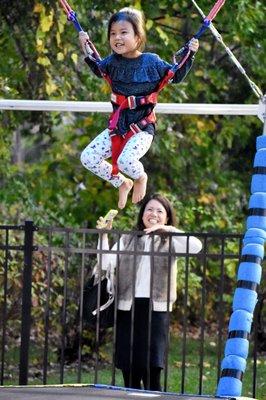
[96,193,202,391]
[141,198,169,231]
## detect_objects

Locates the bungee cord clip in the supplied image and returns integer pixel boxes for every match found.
[59,0,83,32]
[174,0,226,68]
[58,0,101,61]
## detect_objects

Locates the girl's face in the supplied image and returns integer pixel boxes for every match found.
[142,199,168,229]
[109,20,140,58]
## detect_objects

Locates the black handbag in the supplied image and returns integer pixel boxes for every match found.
[83,265,115,329]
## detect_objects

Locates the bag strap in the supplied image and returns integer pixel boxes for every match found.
[92,295,114,316]
[91,262,115,315]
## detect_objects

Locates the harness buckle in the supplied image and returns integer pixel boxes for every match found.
[128,96,137,109]
[130,122,142,134]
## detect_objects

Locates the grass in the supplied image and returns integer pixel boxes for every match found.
[2,335,266,399]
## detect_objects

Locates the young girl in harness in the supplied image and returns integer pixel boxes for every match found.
[79,8,199,209]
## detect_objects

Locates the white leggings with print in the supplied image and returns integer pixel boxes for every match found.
[80,129,153,188]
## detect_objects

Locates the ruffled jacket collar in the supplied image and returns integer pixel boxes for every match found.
[98,53,171,83]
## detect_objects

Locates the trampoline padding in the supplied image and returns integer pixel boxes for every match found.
[0,384,240,400]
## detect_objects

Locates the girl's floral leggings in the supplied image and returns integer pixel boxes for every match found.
[80,129,153,188]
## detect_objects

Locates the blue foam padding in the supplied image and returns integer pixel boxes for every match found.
[233,288,257,313]
[225,338,249,358]
[229,310,253,332]
[241,243,264,259]
[217,135,266,398]
[238,262,262,283]
[243,228,266,245]
[243,233,265,245]
[252,149,266,193]
[248,192,266,208]
[256,135,266,150]
[254,149,266,166]
[217,345,247,396]
[244,227,266,238]
[251,175,266,194]
[217,377,242,396]
[247,193,266,229]
[248,193,266,210]
[247,215,266,229]
[221,354,246,371]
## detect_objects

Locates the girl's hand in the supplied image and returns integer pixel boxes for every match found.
[79,31,90,56]
[188,38,199,53]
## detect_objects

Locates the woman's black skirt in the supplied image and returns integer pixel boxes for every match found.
[115,298,169,370]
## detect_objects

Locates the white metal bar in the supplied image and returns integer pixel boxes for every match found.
[0,99,259,116]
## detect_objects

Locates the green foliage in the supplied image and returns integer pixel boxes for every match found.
[1,0,265,229]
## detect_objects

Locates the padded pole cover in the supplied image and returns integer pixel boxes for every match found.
[217,135,265,396]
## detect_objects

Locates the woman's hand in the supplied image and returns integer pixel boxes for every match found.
[96,209,118,230]
[188,38,199,53]
[144,224,175,234]
[96,217,113,230]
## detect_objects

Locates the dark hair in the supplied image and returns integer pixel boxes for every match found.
[107,7,146,51]
[136,193,177,231]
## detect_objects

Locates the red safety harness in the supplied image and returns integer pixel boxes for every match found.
[108,93,157,176]
[105,68,177,176]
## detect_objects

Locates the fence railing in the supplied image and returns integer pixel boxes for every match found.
[0,221,263,397]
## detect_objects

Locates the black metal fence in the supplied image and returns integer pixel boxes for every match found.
[0,221,263,397]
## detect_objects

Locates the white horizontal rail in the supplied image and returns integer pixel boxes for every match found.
[0,99,259,116]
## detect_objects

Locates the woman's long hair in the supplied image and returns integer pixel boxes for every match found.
[136,193,177,231]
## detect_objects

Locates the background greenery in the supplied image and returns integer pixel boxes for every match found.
[0,0,265,230]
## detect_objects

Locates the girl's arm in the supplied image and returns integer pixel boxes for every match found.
[79,31,103,78]
[171,55,194,83]
[172,38,199,84]
[84,57,103,78]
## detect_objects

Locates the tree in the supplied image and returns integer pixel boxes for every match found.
[0,0,265,229]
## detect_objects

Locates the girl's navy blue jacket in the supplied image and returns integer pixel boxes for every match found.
[85,52,195,135]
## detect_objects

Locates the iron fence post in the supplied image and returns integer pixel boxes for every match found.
[19,220,35,385]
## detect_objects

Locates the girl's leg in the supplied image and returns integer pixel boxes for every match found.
[80,129,133,208]
[117,131,153,204]
[80,129,121,187]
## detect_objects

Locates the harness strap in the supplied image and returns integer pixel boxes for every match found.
[129,112,156,134]
[110,131,135,176]
[156,68,176,91]
[110,112,156,176]
[109,92,158,132]
[111,92,158,107]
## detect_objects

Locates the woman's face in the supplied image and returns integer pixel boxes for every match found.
[142,199,168,229]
